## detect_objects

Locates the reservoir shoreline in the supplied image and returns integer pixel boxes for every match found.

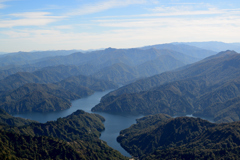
[13,90,140,157]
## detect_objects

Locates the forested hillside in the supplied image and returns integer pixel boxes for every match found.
[118,114,240,159]
[0,110,127,160]
[93,51,240,123]
[0,74,118,113]
[0,42,237,159]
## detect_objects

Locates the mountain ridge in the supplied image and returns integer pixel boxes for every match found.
[118,115,240,159]
[0,110,127,159]
[92,51,240,123]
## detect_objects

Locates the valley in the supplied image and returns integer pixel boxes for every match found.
[2,0,240,159]
[1,42,240,159]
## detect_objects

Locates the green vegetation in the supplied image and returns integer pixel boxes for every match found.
[92,54,188,84]
[194,96,240,123]
[0,108,36,127]
[0,130,83,160]
[4,110,105,141]
[0,68,118,92]
[118,115,240,159]
[103,50,239,98]
[0,83,84,113]
[0,110,128,160]
[0,45,207,85]
[93,51,240,123]
[55,74,118,92]
[143,147,240,160]
[0,73,118,113]
[0,45,238,159]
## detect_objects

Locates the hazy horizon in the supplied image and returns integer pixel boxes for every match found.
[0,0,240,52]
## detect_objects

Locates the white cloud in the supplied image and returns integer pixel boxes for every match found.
[10,12,51,18]
[3,30,31,38]
[67,0,147,16]
[96,13,240,28]
[0,12,66,28]
[94,4,240,29]
[54,25,73,30]
[0,0,9,9]
[1,14,240,53]
[145,5,225,17]
[0,4,6,9]
[94,4,232,20]
[1,1,240,52]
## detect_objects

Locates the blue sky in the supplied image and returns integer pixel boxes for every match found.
[0,0,240,52]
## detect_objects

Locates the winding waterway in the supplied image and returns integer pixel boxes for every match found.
[13,90,142,157]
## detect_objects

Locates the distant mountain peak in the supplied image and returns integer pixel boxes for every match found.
[200,50,239,62]
[105,47,116,50]
[218,50,238,55]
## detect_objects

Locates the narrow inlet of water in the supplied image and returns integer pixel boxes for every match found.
[13,90,141,157]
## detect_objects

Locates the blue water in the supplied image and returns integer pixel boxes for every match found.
[13,90,142,157]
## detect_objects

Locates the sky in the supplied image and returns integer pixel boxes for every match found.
[0,0,240,52]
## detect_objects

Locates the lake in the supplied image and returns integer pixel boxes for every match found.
[13,90,142,157]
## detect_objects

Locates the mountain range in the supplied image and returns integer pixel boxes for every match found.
[1,41,240,159]
[0,44,216,114]
[0,74,118,113]
[92,50,240,123]
[180,41,240,52]
[0,50,78,69]
[0,44,216,84]
[141,43,216,59]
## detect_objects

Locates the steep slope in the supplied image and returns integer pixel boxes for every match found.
[136,54,186,77]
[92,63,139,84]
[55,74,118,92]
[4,110,105,140]
[91,53,191,84]
[92,51,240,122]
[32,65,82,82]
[117,114,172,156]
[195,96,240,123]
[31,47,200,72]
[0,72,117,113]
[0,67,118,92]
[92,78,204,115]
[0,46,204,86]
[118,115,240,159]
[0,65,40,80]
[1,90,73,113]
[102,50,239,98]
[143,147,240,160]
[0,130,84,160]
[0,110,127,160]
[0,44,214,83]
[89,48,199,67]
[0,108,36,126]
[0,83,85,113]
[93,76,240,116]
[0,63,98,81]
[0,43,213,70]
[0,65,83,91]
[0,72,43,91]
